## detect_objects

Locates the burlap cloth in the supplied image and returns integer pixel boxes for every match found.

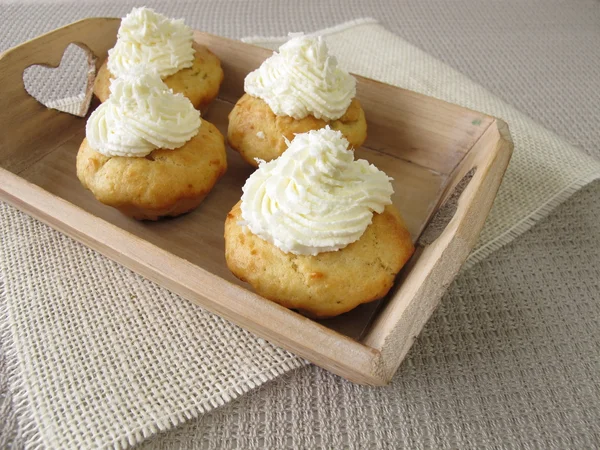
[1,1,599,448]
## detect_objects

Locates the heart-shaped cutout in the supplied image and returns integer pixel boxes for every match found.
[23,43,96,117]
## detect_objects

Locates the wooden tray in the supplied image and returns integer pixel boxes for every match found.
[0,18,512,385]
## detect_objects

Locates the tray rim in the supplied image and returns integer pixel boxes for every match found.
[0,17,513,385]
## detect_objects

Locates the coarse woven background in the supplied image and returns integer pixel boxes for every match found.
[1,1,600,449]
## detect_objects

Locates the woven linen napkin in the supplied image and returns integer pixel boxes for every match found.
[2,19,600,449]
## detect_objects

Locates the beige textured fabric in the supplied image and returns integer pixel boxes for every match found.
[0,202,305,449]
[1,5,599,450]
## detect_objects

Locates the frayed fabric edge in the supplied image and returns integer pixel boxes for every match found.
[0,243,44,450]
[464,170,600,270]
[242,17,379,44]
[110,358,307,450]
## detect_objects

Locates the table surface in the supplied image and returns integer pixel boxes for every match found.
[1,0,599,448]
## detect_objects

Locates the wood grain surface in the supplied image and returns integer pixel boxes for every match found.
[0,18,512,385]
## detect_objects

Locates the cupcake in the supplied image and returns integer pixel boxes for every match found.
[227,34,367,167]
[78,69,227,220]
[225,127,413,318]
[94,7,223,111]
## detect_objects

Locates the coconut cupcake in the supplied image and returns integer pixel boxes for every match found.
[227,34,367,167]
[78,69,227,220]
[225,127,413,318]
[94,7,223,111]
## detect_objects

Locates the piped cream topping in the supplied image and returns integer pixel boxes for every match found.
[244,34,356,121]
[240,127,393,256]
[108,7,195,78]
[86,68,201,157]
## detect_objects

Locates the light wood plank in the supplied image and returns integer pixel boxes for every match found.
[0,18,120,173]
[0,18,512,385]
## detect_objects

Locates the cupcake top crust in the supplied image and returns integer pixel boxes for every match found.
[240,127,393,256]
[108,7,196,78]
[244,34,356,121]
[86,68,201,157]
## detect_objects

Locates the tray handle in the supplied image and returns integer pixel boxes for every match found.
[364,119,513,382]
[0,17,119,174]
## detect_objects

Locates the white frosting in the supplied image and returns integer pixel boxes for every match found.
[240,127,393,256]
[244,34,356,121]
[108,7,195,78]
[86,69,201,157]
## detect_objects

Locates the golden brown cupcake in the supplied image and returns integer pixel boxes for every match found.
[93,7,223,111]
[224,127,414,318]
[78,70,226,220]
[228,34,367,167]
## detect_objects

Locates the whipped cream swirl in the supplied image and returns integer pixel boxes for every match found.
[240,127,393,256]
[108,7,195,78]
[244,34,356,121]
[86,69,201,157]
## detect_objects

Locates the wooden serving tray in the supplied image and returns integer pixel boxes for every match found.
[0,18,512,385]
